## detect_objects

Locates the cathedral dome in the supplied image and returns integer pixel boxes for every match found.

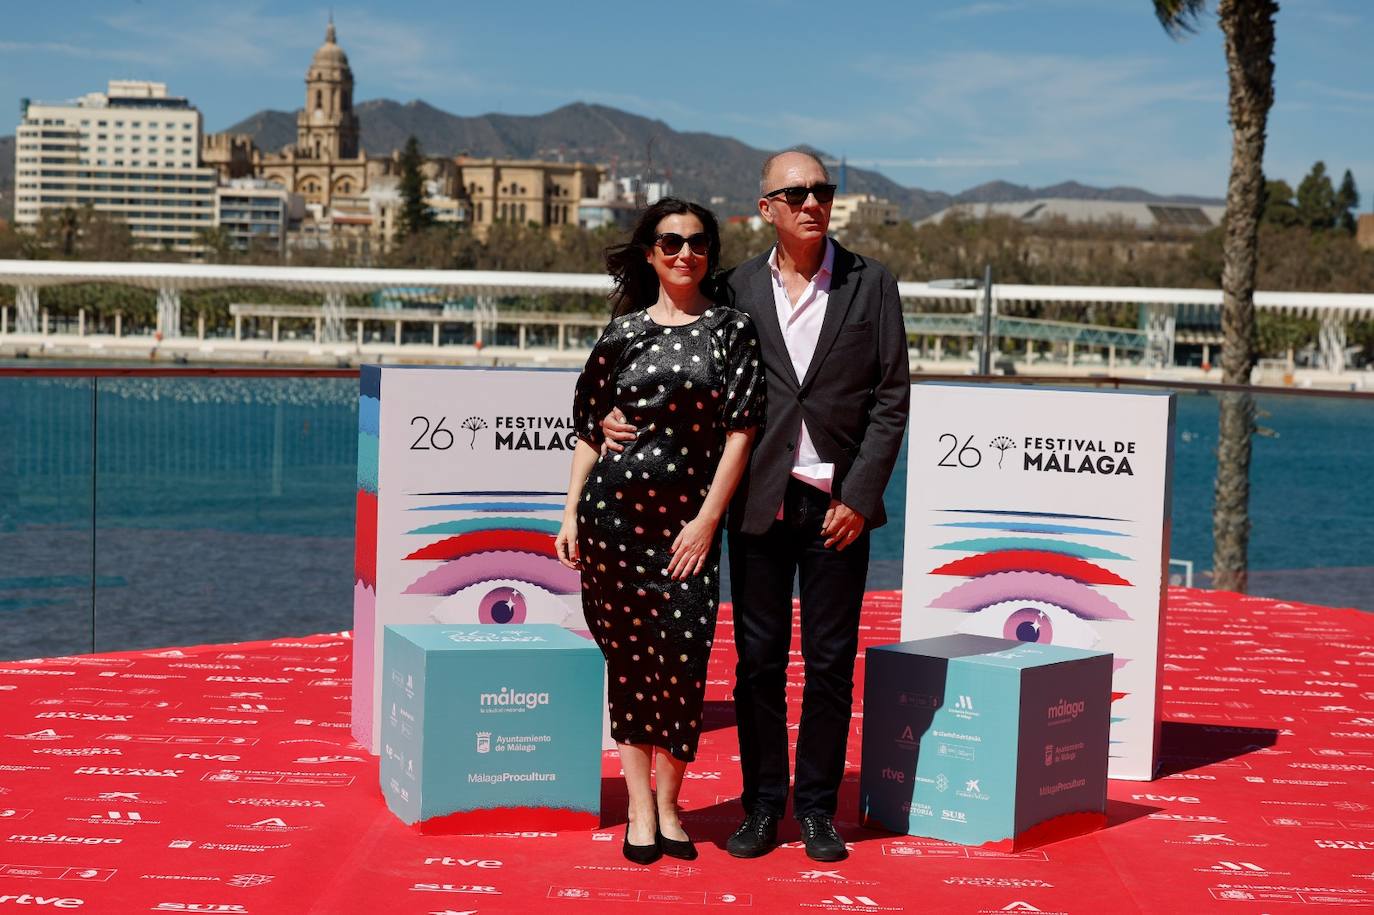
[312,22,349,68]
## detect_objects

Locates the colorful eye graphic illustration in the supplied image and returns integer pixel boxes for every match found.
[951,598,1101,649]
[931,570,1130,651]
[428,577,578,629]
[929,511,1135,654]
[480,586,526,624]
[927,508,1141,755]
[931,550,1130,587]
[403,495,585,631]
[930,570,1131,621]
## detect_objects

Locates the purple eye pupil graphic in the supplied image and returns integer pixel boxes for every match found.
[478,586,527,625]
[1004,607,1052,643]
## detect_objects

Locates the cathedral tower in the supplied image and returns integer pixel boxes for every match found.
[296,20,360,160]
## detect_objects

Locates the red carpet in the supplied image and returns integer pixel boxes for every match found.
[2,588,1373,914]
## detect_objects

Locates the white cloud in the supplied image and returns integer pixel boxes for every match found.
[836,50,1227,191]
[90,4,476,96]
[935,2,1023,21]
[1294,80,1374,105]
[0,40,157,66]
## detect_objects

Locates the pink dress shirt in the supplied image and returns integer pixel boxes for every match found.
[767,239,836,516]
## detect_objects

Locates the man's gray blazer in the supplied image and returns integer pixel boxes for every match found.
[721,239,911,536]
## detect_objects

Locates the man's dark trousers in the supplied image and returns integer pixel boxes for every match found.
[729,478,869,819]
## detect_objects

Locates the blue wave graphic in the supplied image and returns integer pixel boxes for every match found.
[937,521,1127,537]
[410,502,561,512]
[938,508,1130,523]
[932,537,1131,560]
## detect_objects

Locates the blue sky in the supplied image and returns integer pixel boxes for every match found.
[2,0,1370,199]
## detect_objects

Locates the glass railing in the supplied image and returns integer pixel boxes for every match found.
[2,367,1370,661]
[1,368,357,659]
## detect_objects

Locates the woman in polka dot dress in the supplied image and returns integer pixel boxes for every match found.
[556,198,764,864]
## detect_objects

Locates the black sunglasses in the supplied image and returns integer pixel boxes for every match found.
[654,232,711,256]
[763,183,837,206]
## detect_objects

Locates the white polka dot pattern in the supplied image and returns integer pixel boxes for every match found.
[570,306,764,761]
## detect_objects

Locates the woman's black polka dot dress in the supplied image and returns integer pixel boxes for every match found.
[573,306,765,761]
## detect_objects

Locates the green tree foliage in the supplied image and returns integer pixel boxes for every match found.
[1336,169,1360,234]
[1261,179,1299,227]
[397,136,434,240]
[26,206,138,261]
[1296,161,1339,231]
[1256,312,1317,356]
[195,226,238,264]
[1266,164,1359,233]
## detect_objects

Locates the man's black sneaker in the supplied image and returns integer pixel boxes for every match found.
[798,813,848,862]
[726,811,779,858]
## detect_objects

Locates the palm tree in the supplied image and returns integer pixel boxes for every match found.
[1154,0,1278,593]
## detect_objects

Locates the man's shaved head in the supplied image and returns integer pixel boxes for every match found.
[760,149,830,196]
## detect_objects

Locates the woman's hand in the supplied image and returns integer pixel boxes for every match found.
[555,516,581,570]
[666,514,717,580]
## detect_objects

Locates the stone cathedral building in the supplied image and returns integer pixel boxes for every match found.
[202,19,606,247]
[204,21,380,207]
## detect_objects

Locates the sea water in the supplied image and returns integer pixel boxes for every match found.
[1,375,1369,659]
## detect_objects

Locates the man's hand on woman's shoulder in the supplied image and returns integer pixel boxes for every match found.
[600,407,638,454]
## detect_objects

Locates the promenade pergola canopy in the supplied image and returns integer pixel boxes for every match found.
[2,260,1371,368]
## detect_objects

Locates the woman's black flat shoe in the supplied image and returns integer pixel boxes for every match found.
[623,826,662,865]
[657,829,698,861]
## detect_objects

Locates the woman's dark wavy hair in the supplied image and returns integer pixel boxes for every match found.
[604,197,723,318]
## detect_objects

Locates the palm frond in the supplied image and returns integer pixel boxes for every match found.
[1154,0,1209,37]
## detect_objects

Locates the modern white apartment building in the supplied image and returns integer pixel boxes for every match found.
[14,80,217,252]
[215,179,305,255]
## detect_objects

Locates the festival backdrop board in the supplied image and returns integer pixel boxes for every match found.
[354,365,590,754]
[899,383,1175,781]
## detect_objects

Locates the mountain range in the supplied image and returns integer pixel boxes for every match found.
[0,100,1221,223]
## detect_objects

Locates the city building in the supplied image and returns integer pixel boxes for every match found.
[214,179,304,254]
[203,20,595,249]
[223,21,374,209]
[918,198,1226,232]
[457,157,603,237]
[13,80,217,252]
[829,193,902,231]
[1357,213,1374,251]
[577,198,639,231]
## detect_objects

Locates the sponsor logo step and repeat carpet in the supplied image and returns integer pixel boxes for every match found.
[2,588,1374,912]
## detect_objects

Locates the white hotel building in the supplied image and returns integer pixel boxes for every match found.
[13,80,217,253]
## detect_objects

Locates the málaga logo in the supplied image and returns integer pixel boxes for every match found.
[479,687,550,711]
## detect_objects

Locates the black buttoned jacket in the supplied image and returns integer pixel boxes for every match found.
[721,239,911,536]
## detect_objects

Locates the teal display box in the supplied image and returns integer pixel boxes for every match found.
[379,623,604,834]
[860,634,1111,850]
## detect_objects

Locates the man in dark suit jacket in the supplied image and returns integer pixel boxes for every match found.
[605,150,909,862]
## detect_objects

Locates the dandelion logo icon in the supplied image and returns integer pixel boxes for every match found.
[461,416,489,449]
[989,435,1016,468]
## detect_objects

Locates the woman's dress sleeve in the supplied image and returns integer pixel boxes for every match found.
[719,313,765,432]
[573,317,634,447]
